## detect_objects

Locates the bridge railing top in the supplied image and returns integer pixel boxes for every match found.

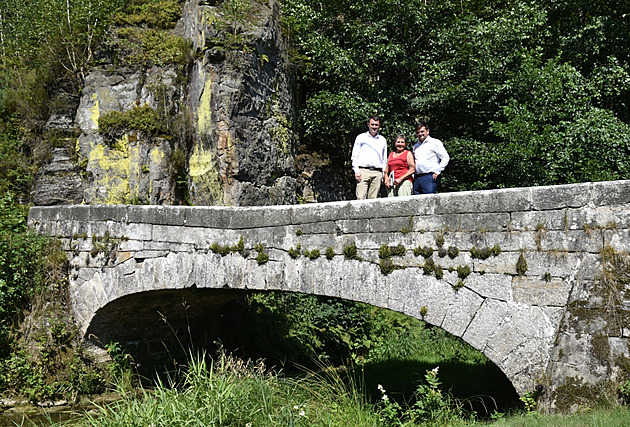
[28,180,630,229]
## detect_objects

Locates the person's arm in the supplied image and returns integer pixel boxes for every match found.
[351,138,362,182]
[383,155,391,188]
[433,140,450,176]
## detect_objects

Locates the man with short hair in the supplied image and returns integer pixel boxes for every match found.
[412,122,449,194]
[351,116,387,199]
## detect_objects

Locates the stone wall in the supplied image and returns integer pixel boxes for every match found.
[28,180,630,410]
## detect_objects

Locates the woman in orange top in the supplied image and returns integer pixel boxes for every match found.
[384,134,416,197]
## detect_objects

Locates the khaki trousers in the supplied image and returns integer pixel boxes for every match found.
[387,179,413,197]
[356,168,383,199]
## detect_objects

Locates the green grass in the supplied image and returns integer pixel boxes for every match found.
[488,406,630,426]
[67,352,381,426]
[59,350,630,426]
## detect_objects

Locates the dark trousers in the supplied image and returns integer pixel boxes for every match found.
[413,173,439,194]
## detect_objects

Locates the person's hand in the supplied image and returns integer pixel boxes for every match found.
[384,178,390,188]
[355,172,362,183]
[432,173,438,181]
[393,178,401,186]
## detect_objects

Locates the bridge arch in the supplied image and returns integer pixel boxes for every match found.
[29,180,630,409]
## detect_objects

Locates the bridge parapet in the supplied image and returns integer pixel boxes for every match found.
[28,180,630,411]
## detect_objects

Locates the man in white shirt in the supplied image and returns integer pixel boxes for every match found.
[351,116,387,199]
[412,122,449,194]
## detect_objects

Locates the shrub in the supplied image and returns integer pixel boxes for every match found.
[98,105,168,141]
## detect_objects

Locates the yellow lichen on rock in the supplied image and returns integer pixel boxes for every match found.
[189,141,222,203]
[89,94,100,129]
[197,78,213,135]
[88,135,142,204]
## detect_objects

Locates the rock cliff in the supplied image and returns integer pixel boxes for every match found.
[33,0,298,207]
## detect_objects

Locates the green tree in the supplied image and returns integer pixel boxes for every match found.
[284,0,630,191]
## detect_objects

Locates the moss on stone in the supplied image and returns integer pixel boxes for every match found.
[552,376,599,413]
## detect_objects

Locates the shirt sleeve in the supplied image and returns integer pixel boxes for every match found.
[351,137,361,173]
[434,140,450,175]
[381,139,387,172]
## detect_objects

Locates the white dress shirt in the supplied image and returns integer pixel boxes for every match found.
[413,136,449,175]
[351,131,387,174]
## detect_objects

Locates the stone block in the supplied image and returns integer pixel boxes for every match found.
[89,205,129,222]
[531,182,591,210]
[462,298,510,352]
[336,218,370,234]
[435,187,532,214]
[411,213,459,232]
[184,206,230,228]
[512,276,571,307]
[466,273,513,301]
[607,229,630,252]
[296,221,337,234]
[592,180,630,206]
[460,212,511,232]
[539,230,603,253]
[511,210,574,232]
[440,287,484,338]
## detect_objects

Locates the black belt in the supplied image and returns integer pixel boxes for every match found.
[360,166,382,171]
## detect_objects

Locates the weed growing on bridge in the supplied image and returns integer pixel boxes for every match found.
[535,223,547,250]
[255,244,269,265]
[210,242,231,256]
[452,279,465,291]
[420,306,428,318]
[90,232,122,262]
[456,265,471,280]
[379,244,391,259]
[448,246,460,259]
[379,244,406,260]
[413,246,434,258]
[434,264,444,279]
[516,253,528,276]
[400,216,414,234]
[470,245,501,260]
[325,247,335,260]
[435,233,445,248]
[423,257,436,275]
[380,258,396,275]
[233,236,245,255]
[542,272,552,282]
[304,248,320,260]
[288,244,302,259]
[210,237,245,256]
[343,243,360,260]
[296,228,303,236]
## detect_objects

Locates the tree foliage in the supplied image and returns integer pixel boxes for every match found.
[284,0,630,191]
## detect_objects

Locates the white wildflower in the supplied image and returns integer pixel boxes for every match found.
[299,410,306,416]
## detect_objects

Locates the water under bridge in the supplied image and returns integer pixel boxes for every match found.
[28,180,630,410]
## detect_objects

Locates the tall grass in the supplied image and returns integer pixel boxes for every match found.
[55,349,630,427]
[70,351,381,426]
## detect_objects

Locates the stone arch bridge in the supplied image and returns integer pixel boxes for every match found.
[28,180,630,410]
